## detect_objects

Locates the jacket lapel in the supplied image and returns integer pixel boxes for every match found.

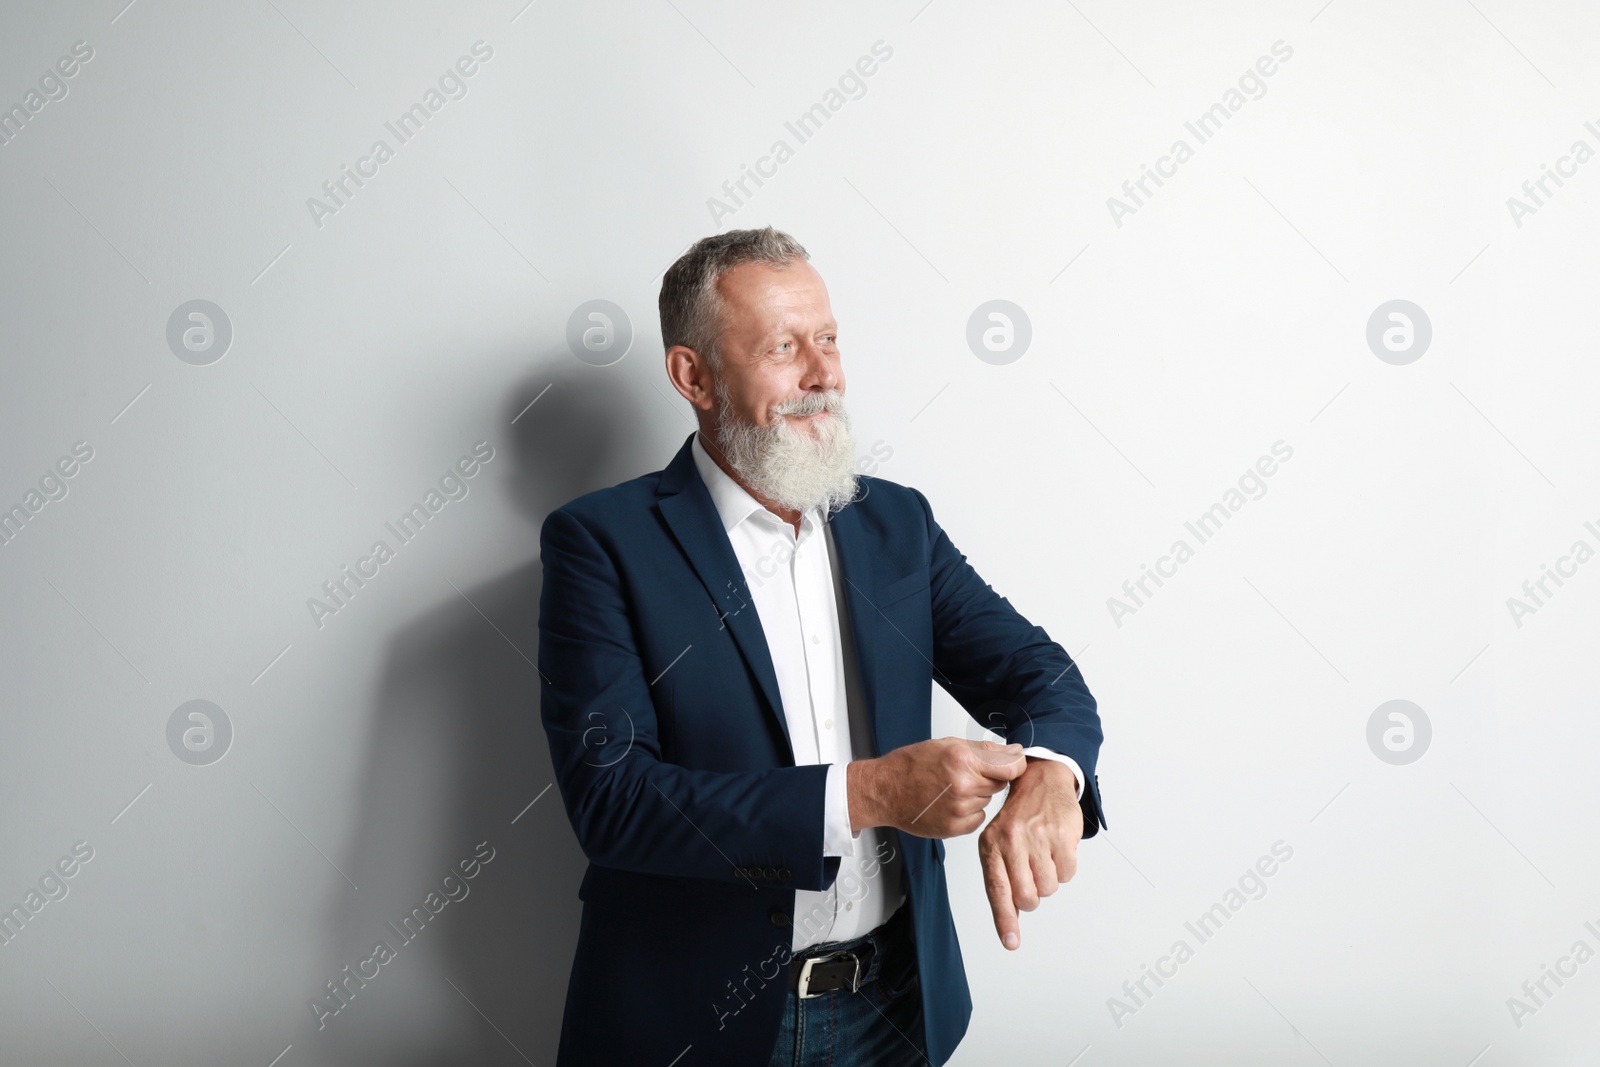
[655,433,792,759]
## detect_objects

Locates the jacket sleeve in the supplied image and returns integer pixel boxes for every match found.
[910,487,1108,838]
[537,506,842,890]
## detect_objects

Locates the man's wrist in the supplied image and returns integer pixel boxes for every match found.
[1022,755,1079,794]
[846,758,879,834]
[1021,749,1084,800]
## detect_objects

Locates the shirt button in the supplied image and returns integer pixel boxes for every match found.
[811,634,820,644]
[824,718,833,730]
[845,901,852,910]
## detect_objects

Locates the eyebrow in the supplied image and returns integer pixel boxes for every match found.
[762,321,838,342]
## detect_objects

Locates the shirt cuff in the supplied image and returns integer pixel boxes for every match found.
[823,762,855,857]
[1021,747,1084,801]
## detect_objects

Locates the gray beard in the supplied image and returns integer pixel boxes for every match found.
[710,380,860,516]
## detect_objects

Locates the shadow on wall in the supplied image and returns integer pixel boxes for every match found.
[319,358,660,1066]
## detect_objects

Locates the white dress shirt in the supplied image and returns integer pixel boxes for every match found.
[689,433,1084,952]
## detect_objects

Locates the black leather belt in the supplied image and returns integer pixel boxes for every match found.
[788,904,908,999]
[790,939,875,998]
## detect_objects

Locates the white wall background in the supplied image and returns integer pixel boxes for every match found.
[2,0,1597,1063]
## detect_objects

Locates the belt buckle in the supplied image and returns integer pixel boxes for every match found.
[797,949,861,999]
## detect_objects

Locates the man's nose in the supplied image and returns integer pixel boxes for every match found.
[799,344,839,392]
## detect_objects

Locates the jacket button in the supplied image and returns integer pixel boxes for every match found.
[770,910,790,927]
[762,866,778,880]
[778,867,791,879]
[732,866,745,878]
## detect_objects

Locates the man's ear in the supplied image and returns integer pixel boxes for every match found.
[665,345,717,413]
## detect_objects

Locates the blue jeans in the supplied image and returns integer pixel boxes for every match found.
[765,907,928,1066]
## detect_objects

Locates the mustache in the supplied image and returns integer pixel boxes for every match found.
[774,391,844,418]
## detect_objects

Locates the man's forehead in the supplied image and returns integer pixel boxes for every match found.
[722,263,831,324]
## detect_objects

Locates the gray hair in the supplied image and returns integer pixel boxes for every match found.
[658,226,809,370]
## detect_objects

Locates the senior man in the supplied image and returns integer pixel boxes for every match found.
[538,226,1106,1066]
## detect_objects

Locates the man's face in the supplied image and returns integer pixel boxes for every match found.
[688,257,859,516]
[711,258,845,433]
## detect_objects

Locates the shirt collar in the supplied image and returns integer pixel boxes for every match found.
[690,432,822,536]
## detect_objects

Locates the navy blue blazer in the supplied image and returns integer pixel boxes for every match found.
[538,431,1106,1066]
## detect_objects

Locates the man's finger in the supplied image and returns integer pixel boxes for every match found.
[975,776,1011,797]
[968,739,1023,763]
[982,843,1020,950]
[1051,834,1078,887]
[971,744,1028,782]
[1032,844,1061,900]
[1007,839,1039,916]
[948,795,988,823]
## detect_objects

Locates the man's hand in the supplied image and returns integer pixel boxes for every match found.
[980,757,1081,951]
[847,738,1029,838]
